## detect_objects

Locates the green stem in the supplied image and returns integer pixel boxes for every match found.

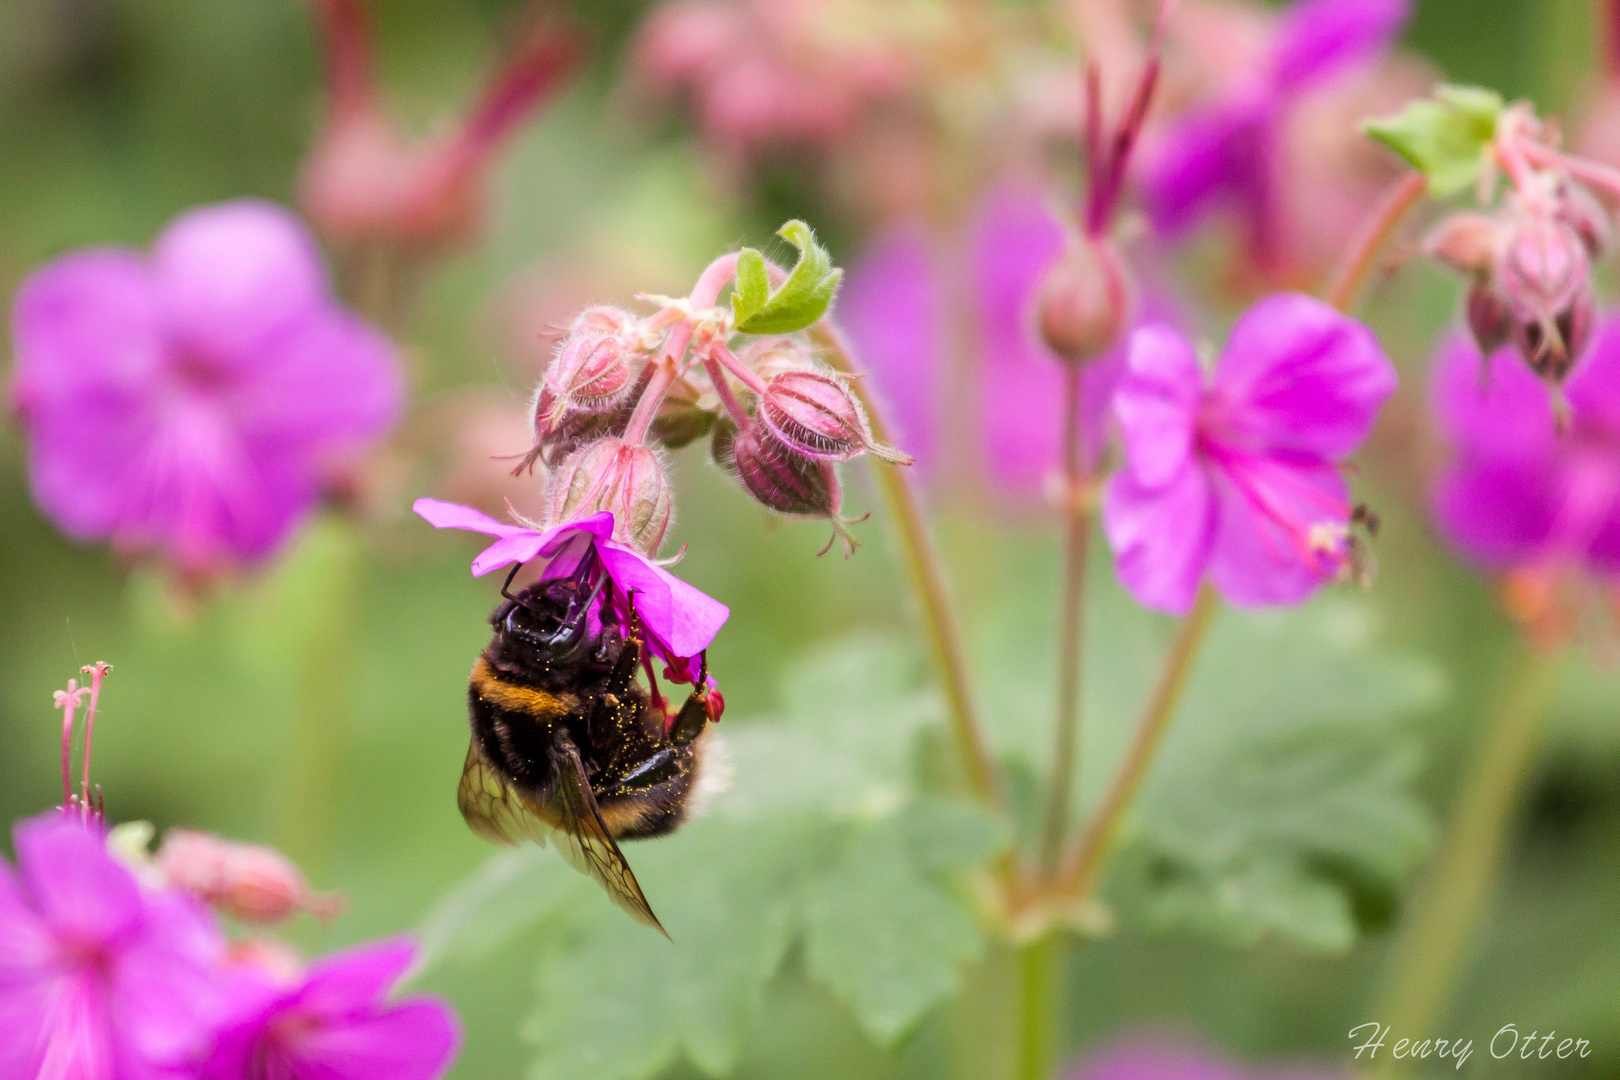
[272,513,365,874]
[1368,646,1558,1079]
[810,321,1006,812]
[1323,170,1426,313]
[1055,586,1218,899]
[1013,936,1057,1080]
[1038,363,1090,871]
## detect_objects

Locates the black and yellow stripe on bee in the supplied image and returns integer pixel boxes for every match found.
[469,657,575,721]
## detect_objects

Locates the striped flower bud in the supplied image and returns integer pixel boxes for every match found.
[753,359,910,464]
[545,436,673,555]
[713,418,861,556]
[534,306,646,434]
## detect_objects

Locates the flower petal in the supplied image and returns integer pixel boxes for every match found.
[294,998,461,1080]
[412,498,528,540]
[839,224,941,475]
[1206,455,1349,608]
[1432,456,1558,571]
[596,543,730,661]
[1430,333,1556,463]
[1114,325,1203,488]
[13,813,142,947]
[10,250,165,421]
[238,307,403,452]
[1104,462,1216,615]
[1215,293,1395,459]
[153,200,327,366]
[1142,98,1271,238]
[1566,312,1620,433]
[296,938,418,1018]
[469,533,551,577]
[1270,0,1409,93]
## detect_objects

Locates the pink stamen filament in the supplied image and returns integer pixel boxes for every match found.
[58,683,78,810]
[1203,441,1352,573]
[80,666,106,819]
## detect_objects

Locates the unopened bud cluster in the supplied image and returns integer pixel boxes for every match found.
[1425,114,1614,391]
[510,246,911,558]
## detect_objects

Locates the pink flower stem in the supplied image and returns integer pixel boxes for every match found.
[623,253,747,440]
[1519,141,1620,203]
[306,0,376,118]
[1053,585,1218,900]
[1324,170,1427,313]
[809,319,1005,813]
[700,353,755,430]
[622,358,680,445]
[707,341,769,394]
[1366,645,1558,1080]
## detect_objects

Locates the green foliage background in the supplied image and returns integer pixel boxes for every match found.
[1,0,1618,1077]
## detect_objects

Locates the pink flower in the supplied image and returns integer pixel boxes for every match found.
[0,812,229,1079]
[1431,320,1620,576]
[1103,294,1395,614]
[196,938,458,1080]
[1143,0,1411,277]
[1069,1035,1342,1080]
[9,200,403,577]
[840,189,1156,497]
[412,498,729,680]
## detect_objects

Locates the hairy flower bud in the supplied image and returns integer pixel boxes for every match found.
[713,419,862,556]
[546,436,672,554]
[1424,212,1501,276]
[1035,236,1132,363]
[1558,182,1613,260]
[756,366,910,464]
[1466,281,1514,355]
[1499,207,1596,380]
[536,306,646,430]
[157,830,343,925]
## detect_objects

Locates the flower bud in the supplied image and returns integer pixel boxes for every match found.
[157,829,343,925]
[1499,209,1591,328]
[546,436,673,554]
[649,372,718,450]
[1035,236,1132,363]
[536,306,645,431]
[714,419,862,556]
[1513,286,1594,384]
[1558,182,1613,260]
[757,367,911,464]
[1466,281,1514,355]
[1424,212,1501,276]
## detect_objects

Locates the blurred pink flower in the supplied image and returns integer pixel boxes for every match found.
[0,812,228,1079]
[1104,294,1395,614]
[633,0,912,150]
[413,499,729,679]
[840,187,1158,497]
[1069,1035,1342,1079]
[1432,321,1620,576]
[9,200,403,578]
[196,938,458,1080]
[1142,0,1411,278]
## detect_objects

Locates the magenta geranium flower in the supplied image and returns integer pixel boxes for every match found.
[196,937,458,1080]
[1143,0,1409,272]
[1103,293,1395,614]
[413,498,729,679]
[1070,1035,1338,1080]
[841,188,1153,496]
[1432,320,1620,576]
[0,812,229,1079]
[10,199,403,576]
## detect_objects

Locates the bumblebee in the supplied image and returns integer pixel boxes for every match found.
[459,570,721,935]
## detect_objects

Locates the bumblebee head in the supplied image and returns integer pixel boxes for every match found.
[491,576,617,673]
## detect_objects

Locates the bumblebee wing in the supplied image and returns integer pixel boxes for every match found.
[457,739,551,848]
[545,735,668,937]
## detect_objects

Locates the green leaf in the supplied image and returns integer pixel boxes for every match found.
[731,219,844,335]
[1362,84,1503,196]
[802,814,987,1044]
[1124,601,1443,953]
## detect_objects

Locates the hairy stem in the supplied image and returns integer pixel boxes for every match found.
[1038,364,1090,871]
[1013,937,1056,1080]
[1368,646,1558,1079]
[1054,585,1217,898]
[1324,170,1427,313]
[810,320,1005,811]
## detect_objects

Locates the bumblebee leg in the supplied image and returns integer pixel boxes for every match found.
[667,691,709,747]
[600,747,686,794]
[499,562,524,603]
